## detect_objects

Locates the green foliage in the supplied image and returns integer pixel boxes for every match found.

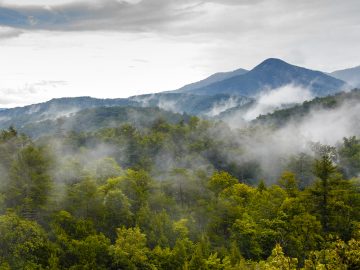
[110,226,154,269]
[0,213,51,269]
[0,124,359,269]
[4,145,52,219]
[338,136,360,178]
[208,171,238,196]
[277,171,299,197]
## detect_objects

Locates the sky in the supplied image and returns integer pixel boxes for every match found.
[0,0,359,107]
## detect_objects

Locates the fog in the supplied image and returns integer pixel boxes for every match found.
[44,88,360,185]
[221,93,360,182]
[244,84,314,120]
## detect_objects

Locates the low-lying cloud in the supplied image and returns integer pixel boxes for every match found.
[244,84,314,120]
[226,95,360,182]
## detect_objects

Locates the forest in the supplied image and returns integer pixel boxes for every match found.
[0,113,359,270]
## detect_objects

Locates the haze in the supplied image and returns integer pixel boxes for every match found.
[0,0,359,107]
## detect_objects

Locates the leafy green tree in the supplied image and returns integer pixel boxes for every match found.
[94,157,122,183]
[119,169,153,214]
[64,177,103,221]
[263,244,297,270]
[304,236,360,269]
[51,211,111,269]
[286,213,322,265]
[208,171,238,196]
[98,176,133,233]
[286,153,314,188]
[311,154,337,232]
[5,145,52,219]
[231,213,262,259]
[110,226,154,269]
[0,212,52,269]
[277,171,299,197]
[338,136,360,178]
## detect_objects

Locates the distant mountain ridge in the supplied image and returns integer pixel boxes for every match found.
[172,68,248,93]
[0,57,356,137]
[0,96,138,130]
[128,92,252,116]
[0,94,252,133]
[253,88,360,127]
[331,65,360,88]
[19,106,188,138]
[176,58,348,97]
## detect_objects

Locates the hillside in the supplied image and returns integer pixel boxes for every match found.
[331,65,360,87]
[0,96,139,130]
[14,106,189,138]
[129,92,252,116]
[172,67,248,93]
[253,88,360,127]
[0,93,253,134]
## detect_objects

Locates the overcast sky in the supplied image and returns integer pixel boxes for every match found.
[0,0,359,107]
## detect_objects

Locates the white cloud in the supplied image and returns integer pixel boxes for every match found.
[0,0,359,107]
[244,85,313,120]
[0,31,210,107]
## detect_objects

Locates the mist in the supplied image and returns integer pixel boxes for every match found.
[222,95,360,182]
[244,84,314,121]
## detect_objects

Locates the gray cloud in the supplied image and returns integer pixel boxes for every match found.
[0,0,359,76]
[0,0,358,42]
[0,26,23,39]
[0,0,203,32]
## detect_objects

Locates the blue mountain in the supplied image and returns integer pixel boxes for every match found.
[172,68,248,93]
[176,58,348,97]
[330,65,360,88]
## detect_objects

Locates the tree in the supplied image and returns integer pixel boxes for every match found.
[286,153,314,188]
[51,211,111,269]
[312,154,337,232]
[208,171,238,196]
[263,244,297,270]
[110,226,154,269]
[277,171,299,197]
[0,213,52,269]
[231,213,262,260]
[5,145,52,219]
[338,136,360,178]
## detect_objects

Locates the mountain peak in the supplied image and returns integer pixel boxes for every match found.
[174,58,348,97]
[261,58,287,64]
[254,58,292,70]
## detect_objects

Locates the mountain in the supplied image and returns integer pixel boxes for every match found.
[330,66,360,87]
[177,58,348,97]
[0,93,252,135]
[18,106,189,138]
[0,58,352,134]
[0,96,138,130]
[129,92,252,116]
[172,68,248,93]
[253,88,360,128]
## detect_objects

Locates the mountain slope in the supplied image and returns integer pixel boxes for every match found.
[179,58,348,97]
[330,66,360,87]
[14,106,189,138]
[172,68,248,93]
[253,88,360,128]
[0,93,252,134]
[0,96,139,130]
[129,92,252,116]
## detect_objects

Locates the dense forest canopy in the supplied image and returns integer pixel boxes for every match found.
[0,110,359,269]
[1,0,359,267]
